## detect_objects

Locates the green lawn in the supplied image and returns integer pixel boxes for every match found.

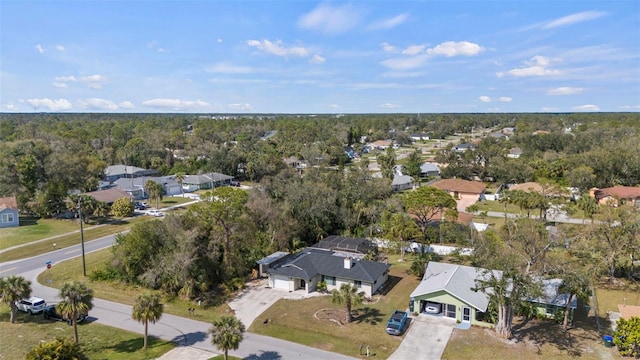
[593,282,640,314]
[0,305,175,359]
[0,217,80,250]
[37,248,233,323]
[250,255,419,359]
[0,216,150,262]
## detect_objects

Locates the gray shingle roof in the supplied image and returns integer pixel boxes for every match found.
[267,248,389,282]
[410,262,501,312]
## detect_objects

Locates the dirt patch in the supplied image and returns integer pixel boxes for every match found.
[315,308,347,326]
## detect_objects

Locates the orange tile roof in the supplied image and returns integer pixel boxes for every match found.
[0,196,18,210]
[597,186,640,200]
[430,179,486,194]
[618,305,640,320]
[509,182,544,193]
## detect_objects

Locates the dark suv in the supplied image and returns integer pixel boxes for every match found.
[43,304,87,324]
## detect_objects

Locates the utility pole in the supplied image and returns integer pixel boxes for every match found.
[78,197,86,277]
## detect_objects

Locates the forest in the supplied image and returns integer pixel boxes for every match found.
[1,112,639,322]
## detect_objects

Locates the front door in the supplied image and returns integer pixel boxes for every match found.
[462,306,471,322]
[300,279,306,290]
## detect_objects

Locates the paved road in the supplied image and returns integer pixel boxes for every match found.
[0,235,355,360]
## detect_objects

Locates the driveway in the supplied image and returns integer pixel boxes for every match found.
[228,278,289,328]
[388,314,455,360]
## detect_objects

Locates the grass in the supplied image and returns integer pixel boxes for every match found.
[593,281,640,314]
[0,216,80,250]
[0,305,175,359]
[36,248,233,323]
[250,254,419,359]
[0,216,150,262]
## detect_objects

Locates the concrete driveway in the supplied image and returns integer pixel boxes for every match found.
[388,314,455,360]
[228,278,289,328]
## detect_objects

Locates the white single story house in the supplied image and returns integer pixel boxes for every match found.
[265,248,389,298]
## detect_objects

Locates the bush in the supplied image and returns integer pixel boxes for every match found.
[317,281,327,293]
[25,337,86,360]
[110,197,134,217]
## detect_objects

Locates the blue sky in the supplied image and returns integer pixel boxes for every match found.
[1,1,639,113]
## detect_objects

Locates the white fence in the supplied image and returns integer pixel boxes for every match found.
[372,238,473,256]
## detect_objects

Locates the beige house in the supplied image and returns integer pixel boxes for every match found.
[430,179,487,211]
[591,186,640,207]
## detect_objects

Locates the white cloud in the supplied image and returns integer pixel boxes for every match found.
[52,82,68,88]
[246,39,309,57]
[228,103,253,110]
[310,54,326,64]
[402,45,426,56]
[78,98,118,110]
[27,98,72,111]
[119,101,134,109]
[79,75,108,89]
[35,44,44,54]
[426,41,483,57]
[56,45,65,51]
[573,104,600,111]
[547,87,583,95]
[380,42,397,53]
[157,48,166,53]
[504,55,560,77]
[297,3,362,34]
[328,104,340,109]
[368,13,408,30]
[499,97,512,102]
[3,103,17,111]
[142,98,209,111]
[620,105,640,110]
[542,107,558,112]
[543,11,607,29]
[380,102,400,108]
[478,96,491,103]
[206,62,253,74]
[217,38,223,43]
[381,54,428,70]
[55,76,77,82]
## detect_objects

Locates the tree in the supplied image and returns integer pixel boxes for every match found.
[331,283,365,323]
[377,146,396,180]
[174,172,186,197]
[381,212,420,262]
[111,197,134,217]
[145,180,164,209]
[209,316,246,360]
[576,195,598,224]
[404,148,423,180]
[403,186,457,241]
[58,281,94,344]
[25,337,86,360]
[613,316,640,357]
[0,275,32,323]
[557,271,591,330]
[132,292,164,350]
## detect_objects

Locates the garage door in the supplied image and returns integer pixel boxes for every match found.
[273,275,290,290]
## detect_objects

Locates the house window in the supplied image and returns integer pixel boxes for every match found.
[324,276,336,286]
[354,280,362,288]
[545,304,555,316]
[2,213,14,223]
[445,304,456,318]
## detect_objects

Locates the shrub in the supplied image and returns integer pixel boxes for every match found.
[317,281,327,293]
[25,337,86,360]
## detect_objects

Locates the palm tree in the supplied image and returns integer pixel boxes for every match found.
[144,180,164,209]
[209,316,245,360]
[174,172,186,198]
[58,281,94,344]
[331,283,365,323]
[0,275,32,323]
[132,292,164,349]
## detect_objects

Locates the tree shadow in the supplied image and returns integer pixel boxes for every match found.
[108,336,166,353]
[376,275,402,295]
[170,330,207,346]
[244,350,283,360]
[354,307,384,325]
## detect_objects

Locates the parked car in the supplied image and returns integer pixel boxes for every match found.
[386,310,408,335]
[43,304,87,324]
[425,302,442,314]
[230,181,241,187]
[146,209,164,217]
[134,202,147,210]
[16,297,46,314]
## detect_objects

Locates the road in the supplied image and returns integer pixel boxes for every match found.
[0,235,355,360]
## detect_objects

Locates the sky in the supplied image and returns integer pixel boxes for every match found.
[1,1,639,114]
